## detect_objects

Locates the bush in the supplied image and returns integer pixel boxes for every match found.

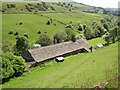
[38,31,41,34]
[24,33,29,38]
[103,34,110,45]
[46,20,51,25]
[77,24,83,31]
[65,29,76,41]
[84,27,92,40]
[36,33,53,46]
[83,24,87,30]
[15,36,30,55]
[1,52,26,80]
[65,24,74,30]
[11,55,26,76]
[14,32,19,36]
[103,23,109,30]
[1,53,14,79]
[54,30,68,43]
[8,31,13,35]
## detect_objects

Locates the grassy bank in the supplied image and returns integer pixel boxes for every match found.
[2,42,118,88]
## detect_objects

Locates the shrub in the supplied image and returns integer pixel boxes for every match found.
[54,30,67,43]
[38,31,41,34]
[103,34,110,45]
[46,20,51,25]
[36,33,53,46]
[11,55,26,76]
[65,24,74,30]
[14,32,19,36]
[65,29,76,41]
[77,24,83,31]
[24,33,29,38]
[84,27,92,40]
[15,36,30,55]
[103,23,109,30]
[1,52,26,80]
[8,31,13,35]
[83,24,87,30]
[1,53,14,79]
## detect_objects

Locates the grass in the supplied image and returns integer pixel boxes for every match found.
[2,11,103,45]
[2,42,118,88]
[88,37,106,46]
[2,2,104,45]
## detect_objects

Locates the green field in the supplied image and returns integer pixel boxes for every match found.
[2,11,103,45]
[2,42,118,88]
[2,1,105,45]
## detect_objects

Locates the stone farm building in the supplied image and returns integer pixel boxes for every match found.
[22,39,90,65]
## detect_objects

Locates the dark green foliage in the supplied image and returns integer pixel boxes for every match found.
[103,34,110,45]
[77,24,83,31]
[38,31,41,34]
[11,55,26,76]
[71,35,76,42]
[103,27,118,45]
[109,27,118,43]
[65,24,74,30]
[103,23,109,30]
[37,33,53,46]
[8,31,13,35]
[65,29,76,41]
[1,52,26,80]
[92,21,96,26]
[42,2,48,9]
[24,33,29,38]
[1,53,14,79]
[46,20,51,25]
[84,27,92,40]
[15,36,30,55]
[14,32,19,36]
[83,24,87,30]
[54,30,67,43]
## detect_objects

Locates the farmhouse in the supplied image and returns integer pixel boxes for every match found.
[22,39,90,63]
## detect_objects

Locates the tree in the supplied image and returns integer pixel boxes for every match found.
[1,53,14,79]
[14,32,19,36]
[11,55,26,76]
[24,33,29,38]
[77,24,83,31]
[36,33,53,46]
[38,31,41,34]
[1,52,26,80]
[103,23,109,31]
[65,24,74,30]
[84,27,92,40]
[83,24,87,30]
[8,31,13,35]
[103,34,110,45]
[15,36,30,55]
[65,29,76,41]
[109,27,118,43]
[46,20,51,25]
[54,30,67,43]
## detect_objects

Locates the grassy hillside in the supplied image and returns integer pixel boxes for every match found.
[2,11,103,45]
[2,42,118,88]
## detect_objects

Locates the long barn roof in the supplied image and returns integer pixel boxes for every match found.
[27,39,90,62]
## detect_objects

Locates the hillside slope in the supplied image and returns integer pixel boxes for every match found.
[2,1,104,45]
[2,42,118,88]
